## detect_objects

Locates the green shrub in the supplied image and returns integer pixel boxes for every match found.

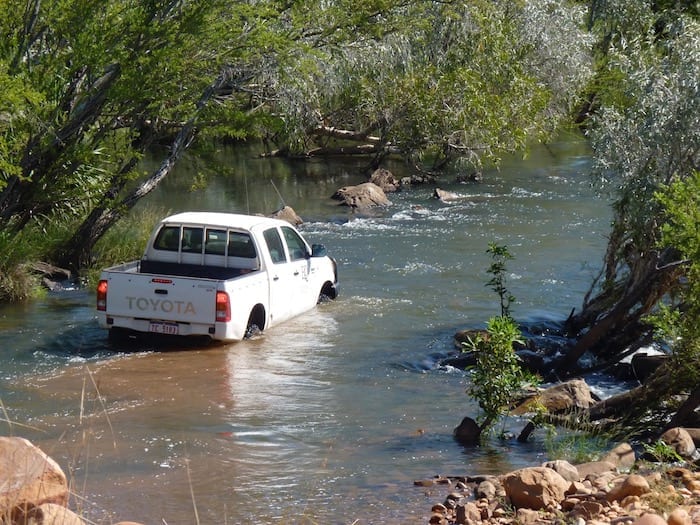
[464,244,534,439]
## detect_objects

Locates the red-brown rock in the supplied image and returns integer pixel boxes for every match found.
[0,437,68,518]
[574,460,617,481]
[502,467,570,510]
[26,503,84,525]
[661,427,697,458]
[631,513,667,525]
[606,474,651,503]
[602,442,636,469]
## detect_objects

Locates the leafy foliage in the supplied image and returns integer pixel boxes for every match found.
[274,0,594,170]
[557,4,700,372]
[465,244,531,438]
[651,172,700,387]
[485,243,516,318]
[466,316,527,436]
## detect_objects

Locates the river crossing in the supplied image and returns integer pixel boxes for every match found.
[0,135,612,524]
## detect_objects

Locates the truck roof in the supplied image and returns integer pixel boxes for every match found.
[160,212,290,231]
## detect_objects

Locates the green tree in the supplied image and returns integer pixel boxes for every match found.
[576,173,700,434]
[0,0,238,270]
[0,0,596,300]
[553,6,700,377]
[271,0,594,172]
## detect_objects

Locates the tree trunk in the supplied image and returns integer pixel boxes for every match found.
[57,68,234,270]
[0,64,120,226]
[550,247,682,379]
[665,386,700,430]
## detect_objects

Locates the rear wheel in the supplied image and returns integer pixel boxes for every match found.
[244,305,266,339]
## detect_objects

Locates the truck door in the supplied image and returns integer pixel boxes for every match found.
[262,227,295,324]
[280,226,316,315]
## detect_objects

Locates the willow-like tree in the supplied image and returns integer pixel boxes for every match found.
[549,3,700,379]
[267,0,593,173]
[0,0,265,275]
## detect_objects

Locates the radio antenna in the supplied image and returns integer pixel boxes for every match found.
[244,172,250,214]
[270,179,286,208]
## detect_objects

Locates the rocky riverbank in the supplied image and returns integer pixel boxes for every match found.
[2,433,700,524]
[418,438,700,525]
[0,436,143,525]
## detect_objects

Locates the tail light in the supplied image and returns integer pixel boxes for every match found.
[215,291,231,322]
[96,280,108,311]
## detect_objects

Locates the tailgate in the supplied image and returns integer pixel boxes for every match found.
[103,271,219,324]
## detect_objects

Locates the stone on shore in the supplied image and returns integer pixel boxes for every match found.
[660,427,698,459]
[425,440,700,525]
[502,467,569,510]
[602,442,636,469]
[542,459,580,483]
[0,437,68,519]
[0,436,146,525]
[606,473,651,502]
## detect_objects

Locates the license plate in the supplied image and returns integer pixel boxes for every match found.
[149,322,179,335]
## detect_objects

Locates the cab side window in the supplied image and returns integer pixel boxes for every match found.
[263,228,286,264]
[154,226,181,251]
[228,232,257,258]
[282,227,308,261]
[205,229,227,255]
[182,227,203,253]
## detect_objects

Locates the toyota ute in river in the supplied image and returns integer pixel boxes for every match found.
[96,212,339,342]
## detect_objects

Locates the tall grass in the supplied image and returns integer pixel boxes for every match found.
[0,207,167,302]
[0,218,74,302]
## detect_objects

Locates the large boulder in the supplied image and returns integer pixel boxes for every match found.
[269,205,303,226]
[516,379,597,414]
[502,467,570,510]
[369,168,400,192]
[606,474,651,502]
[0,437,68,520]
[332,182,391,209]
[660,427,697,459]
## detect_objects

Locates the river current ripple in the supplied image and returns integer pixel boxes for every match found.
[0,139,612,524]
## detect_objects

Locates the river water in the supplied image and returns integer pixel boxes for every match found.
[0,135,611,524]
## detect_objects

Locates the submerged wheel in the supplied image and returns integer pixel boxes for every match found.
[244,304,266,339]
[318,281,338,303]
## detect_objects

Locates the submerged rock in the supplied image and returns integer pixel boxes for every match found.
[332,182,391,209]
[369,168,400,192]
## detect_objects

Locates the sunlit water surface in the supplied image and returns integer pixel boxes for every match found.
[0,137,613,524]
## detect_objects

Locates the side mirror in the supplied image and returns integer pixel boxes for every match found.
[311,244,327,257]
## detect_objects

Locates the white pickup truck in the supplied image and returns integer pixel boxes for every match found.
[96,212,338,342]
